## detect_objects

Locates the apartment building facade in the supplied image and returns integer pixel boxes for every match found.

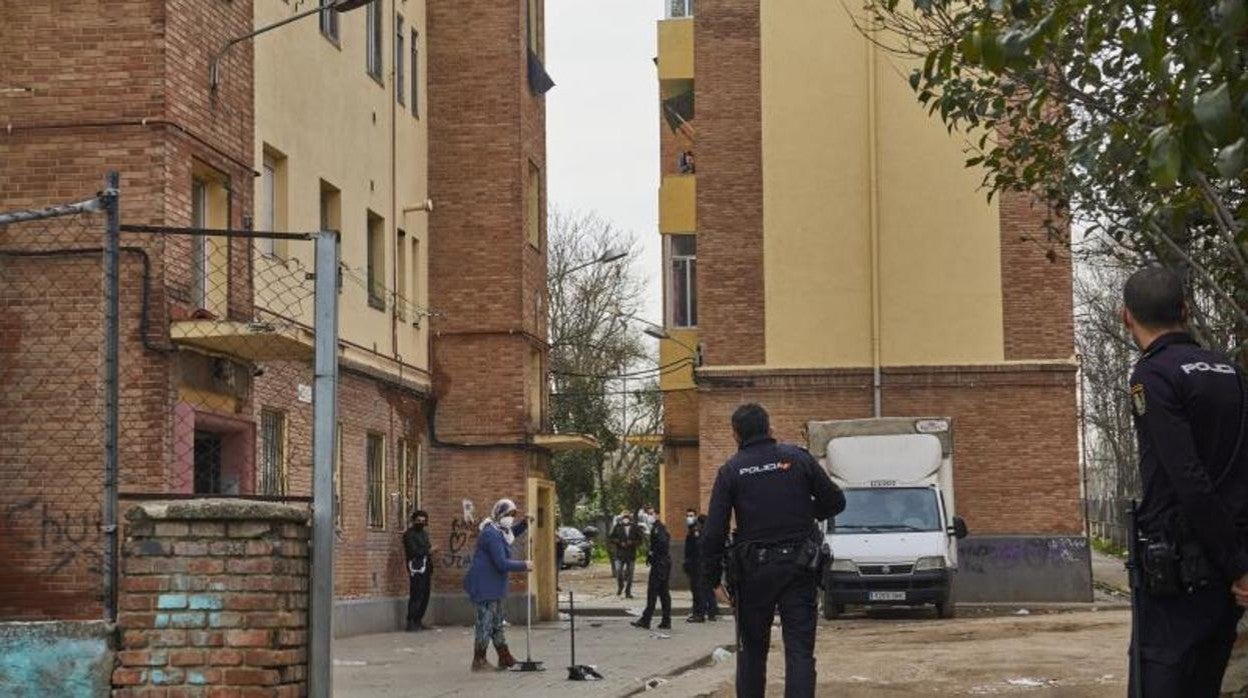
[1,0,559,631]
[654,0,1089,600]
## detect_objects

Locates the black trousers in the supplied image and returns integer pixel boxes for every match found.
[686,565,704,615]
[640,559,672,625]
[1130,585,1242,697]
[407,569,431,628]
[736,558,817,698]
[617,554,636,595]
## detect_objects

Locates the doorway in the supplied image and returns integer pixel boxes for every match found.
[527,477,557,621]
[194,430,224,494]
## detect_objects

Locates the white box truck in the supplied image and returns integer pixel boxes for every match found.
[806,417,968,619]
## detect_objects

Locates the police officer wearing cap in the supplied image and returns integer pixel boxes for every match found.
[701,403,845,698]
[1123,266,1248,696]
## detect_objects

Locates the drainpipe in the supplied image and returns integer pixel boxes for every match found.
[867,33,882,418]
[391,0,400,359]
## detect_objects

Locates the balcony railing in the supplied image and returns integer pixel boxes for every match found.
[666,0,693,19]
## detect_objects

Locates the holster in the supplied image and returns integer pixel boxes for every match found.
[1139,529,1215,596]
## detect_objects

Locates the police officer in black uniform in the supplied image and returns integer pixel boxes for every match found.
[701,403,845,698]
[1123,266,1248,697]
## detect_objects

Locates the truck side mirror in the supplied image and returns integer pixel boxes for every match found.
[949,516,968,540]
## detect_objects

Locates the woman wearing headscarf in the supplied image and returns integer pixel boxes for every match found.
[463,498,531,671]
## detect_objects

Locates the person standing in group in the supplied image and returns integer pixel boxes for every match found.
[684,509,716,623]
[403,510,433,631]
[463,498,532,671]
[632,514,673,630]
[703,403,845,698]
[610,511,644,598]
[607,511,624,578]
[1120,267,1248,697]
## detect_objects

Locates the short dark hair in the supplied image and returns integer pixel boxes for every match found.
[1124,266,1185,328]
[731,403,770,443]
[412,509,428,522]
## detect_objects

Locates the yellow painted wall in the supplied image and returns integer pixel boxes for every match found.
[254,0,429,377]
[658,328,698,391]
[657,18,694,82]
[759,0,1003,368]
[659,175,696,233]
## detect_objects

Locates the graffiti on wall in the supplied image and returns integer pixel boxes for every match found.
[441,499,477,569]
[1,498,102,575]
[959,537,1088,575]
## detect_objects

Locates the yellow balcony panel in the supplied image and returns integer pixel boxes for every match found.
[170,320,314,362]
[659,328,698,392]
[658,18,694,82]
[534,433,599,453]
[659,175,696,233]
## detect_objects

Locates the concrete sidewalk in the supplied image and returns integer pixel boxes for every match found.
[333,616,735,697]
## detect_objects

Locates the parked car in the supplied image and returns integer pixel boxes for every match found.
[558,526,593,569]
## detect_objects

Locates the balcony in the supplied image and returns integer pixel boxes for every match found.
[657,15,693,83]
[659,174,696,233]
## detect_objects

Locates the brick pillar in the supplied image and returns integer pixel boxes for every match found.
[114,500,309,697]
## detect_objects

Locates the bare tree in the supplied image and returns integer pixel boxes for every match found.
[547,208,661,526]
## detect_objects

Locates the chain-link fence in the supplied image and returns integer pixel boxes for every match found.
[1,176,339,662]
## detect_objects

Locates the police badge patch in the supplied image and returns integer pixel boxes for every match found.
[1131,383,1146,416]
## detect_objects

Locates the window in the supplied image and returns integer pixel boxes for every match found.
[395,16,405,105]
[667,0,693,18]
[259,408,287,496]
[526,161,541,248]
[396,230,407,320]
[366,0,383,82]
[667,234,698,327]
[191,178,208,308]
[367,212,386,310]
[410,29,420,117]
[397,439,420,523]
[319,0,340,42]
[526,0,541,57]
[366,432,386,529]
[193,430,223,494]
[527,347,544,431]
[409,237,420,325]
[320,180,342,294]
[333,422,344,529]
[258,150,287,257]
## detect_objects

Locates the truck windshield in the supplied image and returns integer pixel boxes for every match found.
[829,487,941,533]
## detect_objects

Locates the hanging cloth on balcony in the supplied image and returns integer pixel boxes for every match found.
[662,89,695,133]
[528,50,555,96]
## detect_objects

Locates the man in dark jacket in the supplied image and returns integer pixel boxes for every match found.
[610,513,645,598]
[684,510,719,622]
[403,509,433,631]
[632,517,672,630]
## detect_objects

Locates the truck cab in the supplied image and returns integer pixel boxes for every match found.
[806,417,968,619]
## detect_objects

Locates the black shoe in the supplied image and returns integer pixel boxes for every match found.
[630,619,651,630]
[707,615,720,622]
[625,593,634,599]
[657,621,671,630]
[686,614,705,623]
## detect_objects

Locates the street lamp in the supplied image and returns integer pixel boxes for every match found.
[641,322,701,365]
[558,247,628,277]
[210,0,376,91]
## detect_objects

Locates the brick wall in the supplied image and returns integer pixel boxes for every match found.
[999,190,1074,361]
[696,363,1083,535]
[114,499,309,697]
[694,0,765,366]
[427,0,550,600]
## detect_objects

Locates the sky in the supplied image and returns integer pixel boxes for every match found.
[545,0,666,324]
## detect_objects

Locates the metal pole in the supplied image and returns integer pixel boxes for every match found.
[102,171,121,624]
[309,230,340,698]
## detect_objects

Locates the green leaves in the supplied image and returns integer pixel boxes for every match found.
[1193,83,1239,146]
[1216,138,1247,179]
[1147,127,1183,189]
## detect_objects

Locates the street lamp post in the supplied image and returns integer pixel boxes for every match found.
[554,248,628,279]
[209,0,376,91]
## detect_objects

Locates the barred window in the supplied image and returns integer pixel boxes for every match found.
[397,440,421,523]
[259,408,287,496]
[366,432,386,529]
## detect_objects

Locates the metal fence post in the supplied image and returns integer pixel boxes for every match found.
[102,171,121,624]
[309,229,340,698]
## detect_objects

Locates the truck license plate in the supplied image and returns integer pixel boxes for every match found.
[869,591,906,601]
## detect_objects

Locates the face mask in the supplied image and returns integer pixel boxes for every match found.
[413,521,426,529]
[499,516,515,529]
[622,519,632,526]
[685,516,696,527]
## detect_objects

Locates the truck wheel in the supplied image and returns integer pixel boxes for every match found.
[822,592,842,620]
[581,554,591,568]
[935,600,956,619]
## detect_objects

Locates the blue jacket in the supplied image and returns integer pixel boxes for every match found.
[463,521,529,603]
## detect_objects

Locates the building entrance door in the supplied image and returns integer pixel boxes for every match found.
[527,477,557,621]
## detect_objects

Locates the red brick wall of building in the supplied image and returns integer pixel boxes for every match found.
[694,0,765,366]
[1000,190,1074,361]
[696,364,1083,535]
